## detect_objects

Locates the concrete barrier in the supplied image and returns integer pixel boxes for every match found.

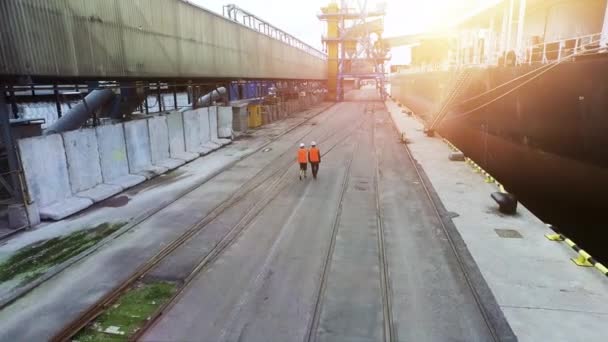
[198,107,220,152]
[18,134,92,220]
[217,106,233,138]
[182,110,210,155]
[124,120,168,179]
[166,111,198,162]
[271,105,278,121]
[96,123,146,190]
[261,106,270,125]
[231,104,248,133]
[209,106,231,146]
[62,129,121,202]
[148,116,186,170]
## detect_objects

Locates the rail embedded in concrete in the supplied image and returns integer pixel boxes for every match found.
[0,0,327,80]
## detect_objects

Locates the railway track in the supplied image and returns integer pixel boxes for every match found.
[372,103,396,342]
[304,102,398,342]
[50,105,368,342]
[387,103,500,342]
[0,104,334,312]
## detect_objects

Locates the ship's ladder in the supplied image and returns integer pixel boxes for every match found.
[426,69,473,135]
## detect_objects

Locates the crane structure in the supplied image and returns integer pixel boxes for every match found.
[319,1,390,101]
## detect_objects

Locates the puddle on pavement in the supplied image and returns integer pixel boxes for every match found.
[126,170,189,196]
[100,195,131,208]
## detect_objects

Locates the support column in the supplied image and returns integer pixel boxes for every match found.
[515,0,527,62]
[506,0,515,52]
[601,1,608,48]
[322,2,339,102]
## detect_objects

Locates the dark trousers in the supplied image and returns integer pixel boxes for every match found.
[310,162,319,178]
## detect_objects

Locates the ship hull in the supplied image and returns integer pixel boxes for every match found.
[391,55,608,263]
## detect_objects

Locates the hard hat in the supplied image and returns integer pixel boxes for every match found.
[311,141,317,146]
[300,143,305,148]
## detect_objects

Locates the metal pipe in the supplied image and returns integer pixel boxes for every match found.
[197,86,227,107]
[45,89,114,134]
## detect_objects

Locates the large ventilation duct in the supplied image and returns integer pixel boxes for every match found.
[45,89,114,134]
[196,87,227,107]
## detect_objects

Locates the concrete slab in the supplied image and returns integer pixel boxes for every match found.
[95,123,145,189]
[183,110,202,153]
[18,134,93,220]
[148,116,171,164]
[217,106,233,138]
[208,106,220,141]
[231,104,249,133]
[62,129,104,194]
[124,119,167,179]
[62,129,122,203]
[76,183,122,202]
[198,107,212,144]
[166,111,198,162]
[148,115,186,171]
[155,158,186,171]
[106,174,146,189]
[208,106,230,147]
[39,197,92,221]
[18,134,71,209]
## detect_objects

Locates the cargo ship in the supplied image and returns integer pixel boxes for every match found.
[390,0,608,262]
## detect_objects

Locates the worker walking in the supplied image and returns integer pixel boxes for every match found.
[298,143,308,180]
[309,141,321,179]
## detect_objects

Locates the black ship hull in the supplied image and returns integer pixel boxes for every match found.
[391,55,608,263]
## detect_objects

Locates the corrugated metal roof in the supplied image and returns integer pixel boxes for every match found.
[0,0,327,80]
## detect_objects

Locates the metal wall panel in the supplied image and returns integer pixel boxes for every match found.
[0,0,327,80]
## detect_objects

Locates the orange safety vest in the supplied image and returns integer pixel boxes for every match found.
[298,148,308,163]
[309,147,320,163]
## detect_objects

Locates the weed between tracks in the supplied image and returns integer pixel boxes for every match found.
[0,222,126,286]
[74,281,176,341]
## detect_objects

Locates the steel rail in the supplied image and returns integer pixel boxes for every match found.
[51,103,366,342]
[132,107,369,341]
[372,102,396,342]
[305,107,371,342]
[394,107,501,342]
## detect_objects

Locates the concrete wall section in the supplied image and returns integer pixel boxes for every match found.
[199,107,211,143]
[96,123,146,189]
[62,129,103,193]
[148,116,185,170]
[198,107,219,151]
[218,106,233,138]
[124,120,168,178]
[208,106,231,146]
[208,107,219,140]
[62,129,121,202]
[166,111,198,162]
[148,116,171,163]
[183,110,203,154]
[18,134,92,220]
[232,105,249,133]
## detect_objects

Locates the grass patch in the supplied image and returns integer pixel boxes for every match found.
[74,282,176,342]
[0,222,126,284]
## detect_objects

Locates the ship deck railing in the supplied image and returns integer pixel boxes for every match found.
[519,32,604,65]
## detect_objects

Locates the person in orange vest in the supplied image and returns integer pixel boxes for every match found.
[309,141,321,179]
[298,143,308,180]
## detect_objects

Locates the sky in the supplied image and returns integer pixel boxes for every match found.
[190,0,501,63]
